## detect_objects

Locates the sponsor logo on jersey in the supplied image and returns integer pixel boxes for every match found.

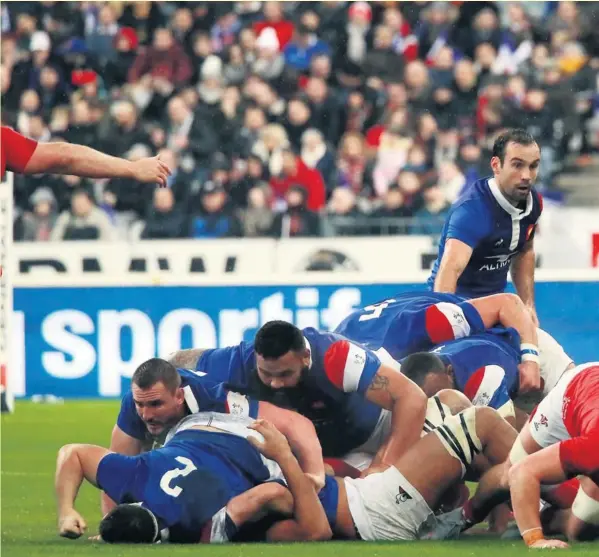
[494,239,504,247]
[478,253,516,272]
[534,413,549,431]
[396,486,413,504]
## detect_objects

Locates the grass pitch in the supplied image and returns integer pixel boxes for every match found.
[2,401,599,556]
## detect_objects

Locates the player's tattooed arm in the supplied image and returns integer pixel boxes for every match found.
[166,349,206,369]
[368,372,390,392]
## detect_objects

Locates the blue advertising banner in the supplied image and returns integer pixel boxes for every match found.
[13,282,599,398]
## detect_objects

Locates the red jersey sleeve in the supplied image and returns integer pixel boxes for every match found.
[1,126,38,175]
[559,434,599,477]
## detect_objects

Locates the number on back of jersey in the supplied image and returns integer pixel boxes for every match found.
[359,299,396,322]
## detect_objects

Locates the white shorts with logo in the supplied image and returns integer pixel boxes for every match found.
[342,396,451,471]
[344,466,436,541]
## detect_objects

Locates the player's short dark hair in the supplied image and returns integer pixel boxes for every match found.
[99,504,158,543]
[401,353,447,388]
[254,321,305,360]
[132,358,181,393]
[492,129,538,163]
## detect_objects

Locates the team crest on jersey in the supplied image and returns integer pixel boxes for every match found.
[353,352,366,366]
[396,486,413,504]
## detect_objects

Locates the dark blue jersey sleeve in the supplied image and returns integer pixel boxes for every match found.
[96,453,140,504]
[446,201,490,248]
[116,391,147,440]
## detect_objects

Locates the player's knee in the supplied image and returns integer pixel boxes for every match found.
[473,405,502,437]
[436,389,472,415]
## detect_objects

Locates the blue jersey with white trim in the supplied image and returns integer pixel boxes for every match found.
[196,329,386,458]
[425,330,521,410]
[116,370,259,443]
[427,177,543,297]
[333,291,486,361]
[97,429,281,543]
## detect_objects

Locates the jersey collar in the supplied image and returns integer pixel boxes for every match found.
[488,178,533,218]
[304,336,313,369]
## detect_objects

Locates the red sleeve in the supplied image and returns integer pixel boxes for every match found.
[1,126,38,174]
[559,434,599,477]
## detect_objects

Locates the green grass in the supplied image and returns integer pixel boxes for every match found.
[2,401,599,556]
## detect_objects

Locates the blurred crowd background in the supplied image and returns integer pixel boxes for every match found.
[2,1,598,242]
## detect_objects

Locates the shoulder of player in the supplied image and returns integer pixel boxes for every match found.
[531,188,544,214]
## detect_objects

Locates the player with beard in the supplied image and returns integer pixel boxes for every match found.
[428,129,543,326]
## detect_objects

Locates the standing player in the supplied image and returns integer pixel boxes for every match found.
[1,126,170,184]
[334,290,541,392]
[428,129,543,325]
[103,358,325,516]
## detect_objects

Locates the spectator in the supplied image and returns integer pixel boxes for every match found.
[327,187,363,236]
[303,76,341,144]
[243,185,274,237]
[51,189,116,241]
[438,160,467,203]
[20,187,58,242]
[371,185,411,235]
[364,24,405,82]
[85,3,119,66]
[270,148,326,211]
[105,100,148,157]
[141,188,185,240]
[189,181,241,239]
[283,22,330,72]
[410,185,451,236]
[104,27,138,88]
[252,123,290,177]
[253,2,295,50]
[284,97,313,149]
[270,185,320,238]
[336,131,368,196]
[300,128,337,194]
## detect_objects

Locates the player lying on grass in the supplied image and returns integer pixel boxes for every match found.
[400,328,575,429]
[235,405,522,542]
[430,361,599,548]
[102,358,325,515]
[57,411,329,543]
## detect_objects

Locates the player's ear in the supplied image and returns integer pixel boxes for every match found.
[490,156,502,175]
[175,387,185,404]
[446,364,454,378]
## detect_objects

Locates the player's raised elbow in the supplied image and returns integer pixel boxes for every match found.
[301,520,333,542]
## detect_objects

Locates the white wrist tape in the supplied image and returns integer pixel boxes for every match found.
[521,343,540,364]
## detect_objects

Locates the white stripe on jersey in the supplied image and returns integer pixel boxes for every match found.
[435,303,471,339]
[343,343,368,392]
[183,385,200,413]
[226,391,250,417]
[471,365,505,407]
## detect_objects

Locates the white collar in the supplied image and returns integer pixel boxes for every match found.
[488,177,533,218]
[304,336,313,369]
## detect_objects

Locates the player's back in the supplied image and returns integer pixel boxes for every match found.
[427,331,521,407]
[195,341,255,386]
[561,362,599,437]
[98,425,280,542]
[334,291,469,359]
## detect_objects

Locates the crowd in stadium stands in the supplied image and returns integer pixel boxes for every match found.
[2,1,598,241]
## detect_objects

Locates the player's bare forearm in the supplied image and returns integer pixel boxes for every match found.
[508,445,569,542]
[56,444,105,514]
[270,453,332,541]
[366,369,427,465]
[258,402,325,489]
[227,483,292,528]
[27,143,135,179]
[510,244,536,310]
[101,492,117,517]
[434,239,473,293]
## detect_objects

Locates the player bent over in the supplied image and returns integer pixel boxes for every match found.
[243,406,519,542]
[56,411,328,543]
[507,362,599,548]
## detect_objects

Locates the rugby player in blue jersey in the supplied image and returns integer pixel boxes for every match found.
[428,129,543,325]
[102,358,325,516]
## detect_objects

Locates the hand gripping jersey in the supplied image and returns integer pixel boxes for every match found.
[529,362,599,484]
[116,370,259,445]
[425,331,521,415]
[334,291,486,361]
[97,413,285,543]
[196,328,388,459]
[427,177,543,297]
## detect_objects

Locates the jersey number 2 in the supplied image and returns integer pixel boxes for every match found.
[359,299,396,322]
[160,456,198,497]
